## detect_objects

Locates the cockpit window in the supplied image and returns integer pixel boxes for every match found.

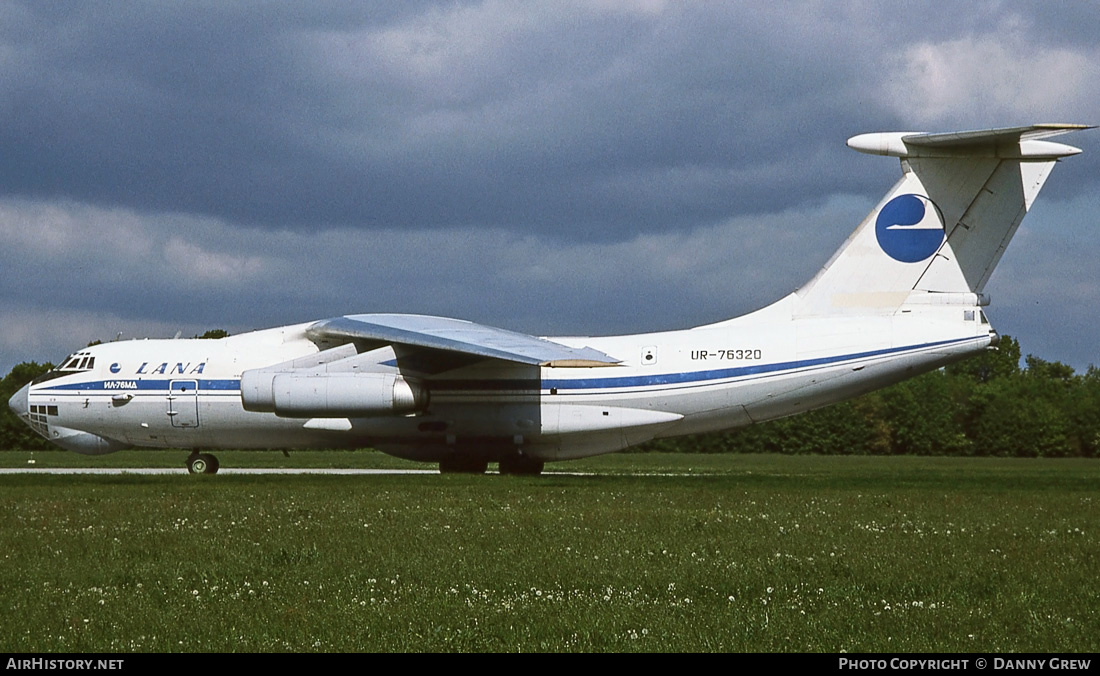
[32,351,98,385]
[58,352,96,373]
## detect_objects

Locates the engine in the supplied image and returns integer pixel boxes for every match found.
[241,371,428,418]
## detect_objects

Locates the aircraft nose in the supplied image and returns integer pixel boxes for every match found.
[8,383,29,417]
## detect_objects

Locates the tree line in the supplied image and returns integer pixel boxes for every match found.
[2,335,1097,456]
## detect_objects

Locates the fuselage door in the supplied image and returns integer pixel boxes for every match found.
[168,380,199,428]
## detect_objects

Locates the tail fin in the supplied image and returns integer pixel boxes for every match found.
[794,124,1091,317]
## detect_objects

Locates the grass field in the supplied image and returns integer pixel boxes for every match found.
[0,452,1096,652]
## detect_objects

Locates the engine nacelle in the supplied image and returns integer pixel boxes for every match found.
[241,371,428,417]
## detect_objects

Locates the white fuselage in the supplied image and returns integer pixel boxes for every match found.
[17,298,993,462]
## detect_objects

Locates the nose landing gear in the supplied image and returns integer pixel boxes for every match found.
[186,452,220,475]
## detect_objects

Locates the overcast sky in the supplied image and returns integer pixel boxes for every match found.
[1,1,1098,374]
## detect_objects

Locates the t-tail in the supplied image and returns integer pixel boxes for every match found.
[697,124,1090,425]
[794,124,1092,317]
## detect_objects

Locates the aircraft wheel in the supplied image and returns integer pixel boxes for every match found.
[499,454,544,476]
[186,453,220,475]
[438,456,488,474]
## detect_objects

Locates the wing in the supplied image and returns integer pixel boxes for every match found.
[305,314,620,367]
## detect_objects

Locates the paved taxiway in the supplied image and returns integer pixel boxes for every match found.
[0,468,440,475]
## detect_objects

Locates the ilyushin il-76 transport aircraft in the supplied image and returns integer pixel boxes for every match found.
[9,124,1092,474]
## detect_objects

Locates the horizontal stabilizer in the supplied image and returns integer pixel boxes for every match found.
[307,314,620,367]
[848,124,1093,159]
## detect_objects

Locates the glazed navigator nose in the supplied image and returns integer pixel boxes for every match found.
[9,382,29,417]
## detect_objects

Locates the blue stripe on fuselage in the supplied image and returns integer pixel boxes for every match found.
[36,379,241,392]
[33,336,983,396]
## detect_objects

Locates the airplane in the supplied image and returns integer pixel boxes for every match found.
[8,123,1092,475]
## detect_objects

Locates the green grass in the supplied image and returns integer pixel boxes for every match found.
[0,454,1096,652]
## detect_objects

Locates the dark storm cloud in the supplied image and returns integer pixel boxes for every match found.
[4,2,1093,239]
[0,2,895,238]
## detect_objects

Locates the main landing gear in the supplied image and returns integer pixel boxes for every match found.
[186,452,220,475]
[438,456,489,474]
[437,450,545,476]
[498,453,544,476]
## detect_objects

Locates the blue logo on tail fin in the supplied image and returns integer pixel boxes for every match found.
[875,194,944,263]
